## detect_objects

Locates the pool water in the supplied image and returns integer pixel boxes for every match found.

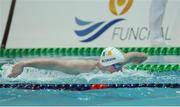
[0,64,180,106]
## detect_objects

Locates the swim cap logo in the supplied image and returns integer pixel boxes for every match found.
[109,0,133,16]
[102,57,116,63]
[102,50,113,57]
[108,51,113,56]
[102,50,116,63]
[74,0,133,42]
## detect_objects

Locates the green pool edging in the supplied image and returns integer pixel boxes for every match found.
[0,64,179,72]
[0,47,179,58]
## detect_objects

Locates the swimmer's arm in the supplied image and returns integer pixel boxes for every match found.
[8,59,97,78]
[123,52,147,64]
[8,59,61,78]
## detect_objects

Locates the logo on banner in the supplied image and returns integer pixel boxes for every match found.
[74,0,133,42]
[109,0,133,16]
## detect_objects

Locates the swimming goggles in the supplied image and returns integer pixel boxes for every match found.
[112,63,123,71]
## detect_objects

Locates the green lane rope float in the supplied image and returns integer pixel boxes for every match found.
[0,63,179,72]
[0,47,179,58]
[125,64,180,72]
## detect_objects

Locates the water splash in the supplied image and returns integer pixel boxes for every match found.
[0,64,179,84]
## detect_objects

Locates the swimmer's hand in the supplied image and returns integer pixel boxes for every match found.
[8,62,24,78]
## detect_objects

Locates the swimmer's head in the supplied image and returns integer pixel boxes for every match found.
[99,47,125,73]
[100,47,125,66]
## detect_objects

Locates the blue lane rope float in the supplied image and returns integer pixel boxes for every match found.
[0,84,179,91]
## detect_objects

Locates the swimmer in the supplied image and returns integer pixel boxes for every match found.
[8,47,147,78]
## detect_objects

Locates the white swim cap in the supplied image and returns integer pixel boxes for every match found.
[100,47,125,66]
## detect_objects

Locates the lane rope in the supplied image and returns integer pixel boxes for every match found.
[0,47,179,58]
[0,83,179,91]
